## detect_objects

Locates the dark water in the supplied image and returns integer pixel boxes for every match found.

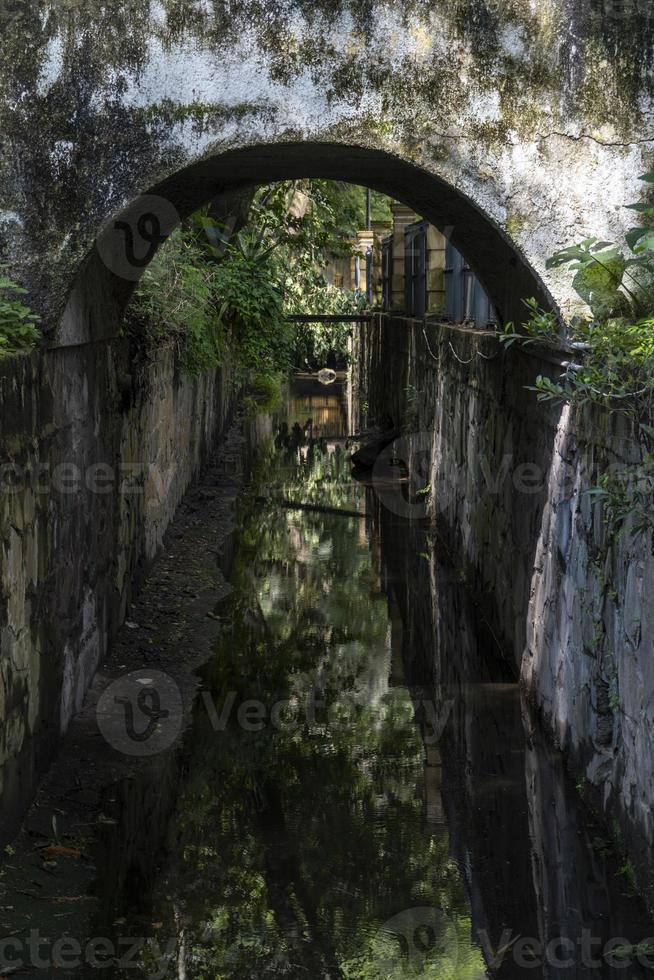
[281,373,349,438]
[112,381,654,979]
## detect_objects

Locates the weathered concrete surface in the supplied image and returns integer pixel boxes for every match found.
[0,344,234,842]
[355,315,563,661]
[1,0,654,336]
[523,404,654,909]
[357,313,654,907]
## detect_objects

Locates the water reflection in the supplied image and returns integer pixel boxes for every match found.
[133,432,484,978]
[280,374,349,440]
[374,481,654,979]
[111,381,654,979]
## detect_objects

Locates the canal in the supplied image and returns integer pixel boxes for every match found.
[106,379,654,979]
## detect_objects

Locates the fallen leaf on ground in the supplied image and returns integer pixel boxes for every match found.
[38,845,81,860]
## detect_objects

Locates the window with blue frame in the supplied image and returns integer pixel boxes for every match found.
[365,247,373,306]
[381,222,496,324]
[443,239,465,321]
[404,221,427,316]
[443,239,496,326]
[381,237,393,310]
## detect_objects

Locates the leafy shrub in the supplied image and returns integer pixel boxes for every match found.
[208,229,292,379]
[248,180,370,369]
[0,274,41,359]
[130,233,227,375]
[500,171,654,538]
[499,297,561,348]
[131,179,381,381]
[500,172,654,420]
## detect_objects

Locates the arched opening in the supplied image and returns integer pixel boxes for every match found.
[55,142,553,348]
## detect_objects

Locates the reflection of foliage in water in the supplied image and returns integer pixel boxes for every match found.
[145,441,485,979]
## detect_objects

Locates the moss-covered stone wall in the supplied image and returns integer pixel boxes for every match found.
[0,0,653,335]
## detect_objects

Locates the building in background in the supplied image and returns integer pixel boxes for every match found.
[327,198,495,327]
[325,226,386,303]
[379,203,496,325]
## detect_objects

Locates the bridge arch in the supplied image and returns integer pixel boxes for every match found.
[2,2,651,341]
[56,140,552,348]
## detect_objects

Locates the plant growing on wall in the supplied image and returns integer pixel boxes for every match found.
[0,273,41,359]
[500,171,654,538]
[129,234,228,375]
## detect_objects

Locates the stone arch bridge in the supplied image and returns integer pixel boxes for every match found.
[0,0,653,337]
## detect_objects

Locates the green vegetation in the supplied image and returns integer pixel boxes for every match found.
[130,180,387,390]
[249,180,370,370]
[128,232,230,376]
[501,171,654,539]
[0,273,41,359]
[616,858,639,895]
[498,296,561,348]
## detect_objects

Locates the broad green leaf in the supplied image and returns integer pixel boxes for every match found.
[633,232,654,253]
[546,247,589,269]
[571,255,628,320]
[625,203,654,214]
[626,227,653,250]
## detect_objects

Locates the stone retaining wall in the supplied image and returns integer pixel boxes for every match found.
[0,341,233,841]
[356,313,654,906]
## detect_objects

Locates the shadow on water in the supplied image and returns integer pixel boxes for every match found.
[105,379,654,979]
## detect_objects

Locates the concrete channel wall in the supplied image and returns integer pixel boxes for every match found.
[0,341,234,841]
[355,313,654,906]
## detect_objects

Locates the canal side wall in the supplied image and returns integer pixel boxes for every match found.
[356,313,654,905]
[0,342,234,842]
